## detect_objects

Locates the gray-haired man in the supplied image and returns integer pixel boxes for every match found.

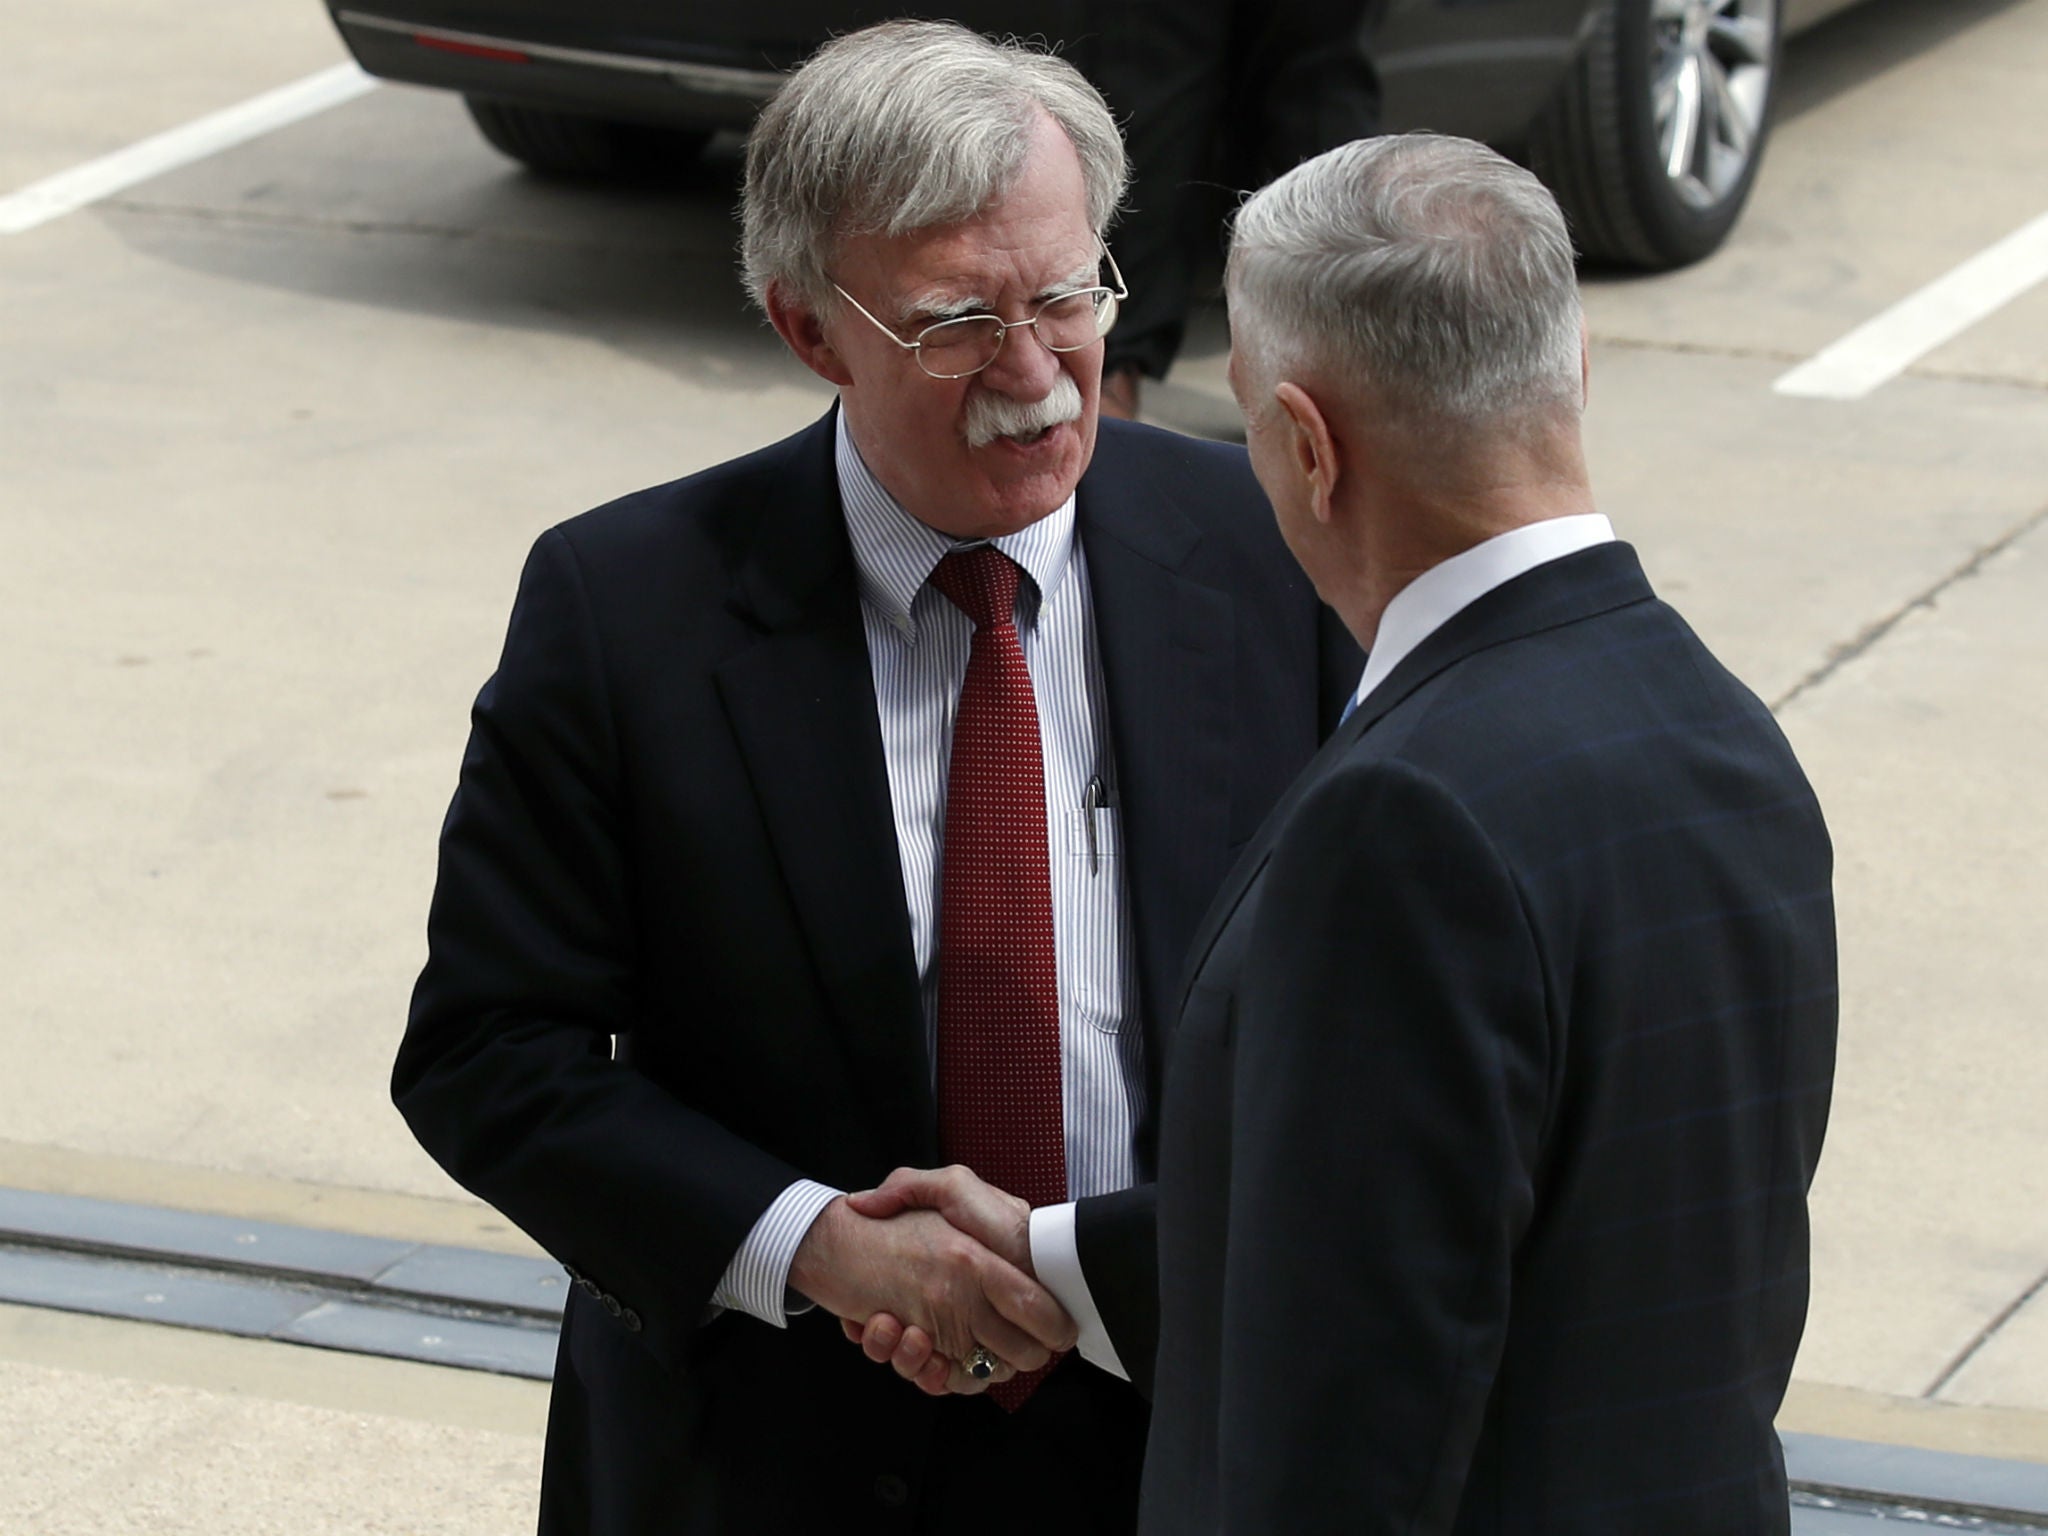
[1145,131,1836,1535]
[395,19,1355,1533]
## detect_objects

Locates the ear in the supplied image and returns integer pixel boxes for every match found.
[765,282,855,387]
[1579,316,1591,407]
[1273,381,1342,526]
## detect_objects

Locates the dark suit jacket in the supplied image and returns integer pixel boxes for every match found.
[394,411,1357,1534]
[1136,543,1837,1535]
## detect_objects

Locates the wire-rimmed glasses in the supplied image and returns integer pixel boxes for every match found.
[830,245,1127,380]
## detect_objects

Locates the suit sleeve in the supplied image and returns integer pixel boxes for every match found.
[1218,759,1550,1532]
[394,529,805,1374]
[1072,1185,1160,1393]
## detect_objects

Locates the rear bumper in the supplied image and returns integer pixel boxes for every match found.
[330,9,783,130]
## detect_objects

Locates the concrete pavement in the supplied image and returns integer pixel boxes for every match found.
[0,1304,546,1534]
[3,0,2047,1525]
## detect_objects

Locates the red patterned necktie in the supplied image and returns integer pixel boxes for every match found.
[929,546,1066,1412]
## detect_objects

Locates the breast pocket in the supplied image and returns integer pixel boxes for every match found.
[1059,805,1137,1034]
[1175,976,1236,1049]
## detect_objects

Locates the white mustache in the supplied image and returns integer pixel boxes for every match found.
[964,372,1085,449]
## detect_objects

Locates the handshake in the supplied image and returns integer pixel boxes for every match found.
[787,1166,1076,1397]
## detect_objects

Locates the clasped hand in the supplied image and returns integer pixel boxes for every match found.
[789,1167,1061,1396]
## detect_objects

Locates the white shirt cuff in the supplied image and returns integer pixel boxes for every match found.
[710,1178,843,1327]
[1029,1201,1128,1381]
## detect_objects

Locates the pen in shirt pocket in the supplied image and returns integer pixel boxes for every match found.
[1082,774,1108,876]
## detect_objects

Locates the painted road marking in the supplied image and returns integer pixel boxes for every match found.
[0,63,376,236]
[1775,210,2048,400]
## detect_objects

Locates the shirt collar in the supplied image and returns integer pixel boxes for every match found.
[1352,513,1616,710]
[835,411,1076,639]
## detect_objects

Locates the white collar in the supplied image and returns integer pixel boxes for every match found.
[1351,513,1616,711]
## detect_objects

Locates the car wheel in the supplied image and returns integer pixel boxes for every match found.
[464,97,712,181]
[1527,0,1783,269]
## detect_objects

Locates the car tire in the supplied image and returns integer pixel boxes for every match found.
[464,97,712,181]
[1527,0,1783,269]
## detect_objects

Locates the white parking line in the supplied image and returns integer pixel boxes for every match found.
[1774,210,2048,400]
[0,63,377,236]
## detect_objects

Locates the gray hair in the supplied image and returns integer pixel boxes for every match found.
[741,20,1127,313]
[1227,134,1583,432]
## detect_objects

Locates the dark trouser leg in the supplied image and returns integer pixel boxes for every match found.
[917,1361,1150,1535]
[1228,0,1387,183]
[1085,0,1234,382]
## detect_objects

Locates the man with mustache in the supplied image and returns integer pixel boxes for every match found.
[393,19,1355,1534]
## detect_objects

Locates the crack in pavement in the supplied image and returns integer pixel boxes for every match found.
[1589,332,2048,394]
[97,195,733,257]
[1925,1261,2048,1401]
[1589,330,1811,366]
[1771,498,2048,713]
[1903,364,2048,395]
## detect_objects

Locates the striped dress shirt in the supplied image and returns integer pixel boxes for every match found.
[711,415,1143,1324]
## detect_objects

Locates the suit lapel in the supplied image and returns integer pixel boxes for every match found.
[1174,541,1656,1014]
[1078,450,1236,1079]
[713,413,936,1167]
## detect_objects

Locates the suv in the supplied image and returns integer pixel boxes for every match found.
[324,0,1869,269]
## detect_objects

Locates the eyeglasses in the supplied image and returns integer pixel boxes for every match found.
[830,245,1128,380]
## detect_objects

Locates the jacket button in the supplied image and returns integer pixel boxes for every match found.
[873,1474,909,1508]
[621,1308,643,1333]
[603,1295,623,1317]
[579,1279,601,1297]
